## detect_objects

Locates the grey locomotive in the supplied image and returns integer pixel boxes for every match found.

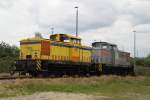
[92,42,134,75]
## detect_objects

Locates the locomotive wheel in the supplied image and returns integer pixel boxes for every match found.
[9,65,16,76]
[86,73,90,77]
[29,71,38,77]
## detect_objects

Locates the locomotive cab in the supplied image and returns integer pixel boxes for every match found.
[92,42,118,65]
[50,34,81,45]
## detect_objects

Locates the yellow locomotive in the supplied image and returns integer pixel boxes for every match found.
[15,33,92,76]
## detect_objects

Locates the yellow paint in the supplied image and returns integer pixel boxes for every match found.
[19,34,91,63]
[20,42,41,60]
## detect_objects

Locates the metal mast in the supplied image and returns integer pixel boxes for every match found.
[133,30,136,68]
[75,6,78,37]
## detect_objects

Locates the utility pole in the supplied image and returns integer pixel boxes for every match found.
[133,30,136,68]
[51,27,54,35]
[75,6,78,37]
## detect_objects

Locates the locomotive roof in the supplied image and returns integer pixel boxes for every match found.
[20,38,49,42]
[92,42,117,46]
[50,33,81,40]
[118,50,130,54]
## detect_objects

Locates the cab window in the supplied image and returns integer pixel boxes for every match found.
[50,35,57,41]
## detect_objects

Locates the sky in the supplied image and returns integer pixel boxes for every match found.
[0,0,150,57]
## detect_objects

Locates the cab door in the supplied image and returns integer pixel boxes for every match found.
[41,41,50,58]
[71,46,80,63]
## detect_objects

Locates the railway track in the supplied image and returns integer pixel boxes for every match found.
[0,76,32,80]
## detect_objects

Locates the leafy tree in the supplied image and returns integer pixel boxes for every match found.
[144,54,150,67]
[136,58,144,66]
[0,42,19,58]
[0,41,19,72]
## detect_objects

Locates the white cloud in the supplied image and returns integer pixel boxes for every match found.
[0,0,149,57]
[80,18,150,57]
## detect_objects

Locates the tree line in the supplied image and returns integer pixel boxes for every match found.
[0,42,19,72]
[136,55,150,67]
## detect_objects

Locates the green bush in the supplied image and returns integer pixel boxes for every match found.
[0,42,19,58]
[0,57,14,72]
[135,66,150,76]
[136,58,144,66]
[144,55,150,67]
[135,55,150,68]
[0,42,19,73]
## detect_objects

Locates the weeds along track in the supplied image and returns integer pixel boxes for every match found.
[0,73,136,81]
[0,75,81,81]
[0,75,97,81]
[0,76,32,80]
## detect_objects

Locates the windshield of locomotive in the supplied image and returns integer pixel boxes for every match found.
[60,35,70,42]
[50,35,57,41]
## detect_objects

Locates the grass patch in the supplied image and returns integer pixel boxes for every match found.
[0,76,150,100]
[135,66,150,76]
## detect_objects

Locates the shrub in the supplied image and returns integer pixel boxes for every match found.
[0,42,19,72]
[144,55,150,67]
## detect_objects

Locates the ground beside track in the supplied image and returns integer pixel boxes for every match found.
[0,75,150,100]
[0,92,109,100]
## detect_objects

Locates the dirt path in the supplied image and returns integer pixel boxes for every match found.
[0,92,110,100]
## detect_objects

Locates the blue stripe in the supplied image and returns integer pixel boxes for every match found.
[20,42,41,45]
